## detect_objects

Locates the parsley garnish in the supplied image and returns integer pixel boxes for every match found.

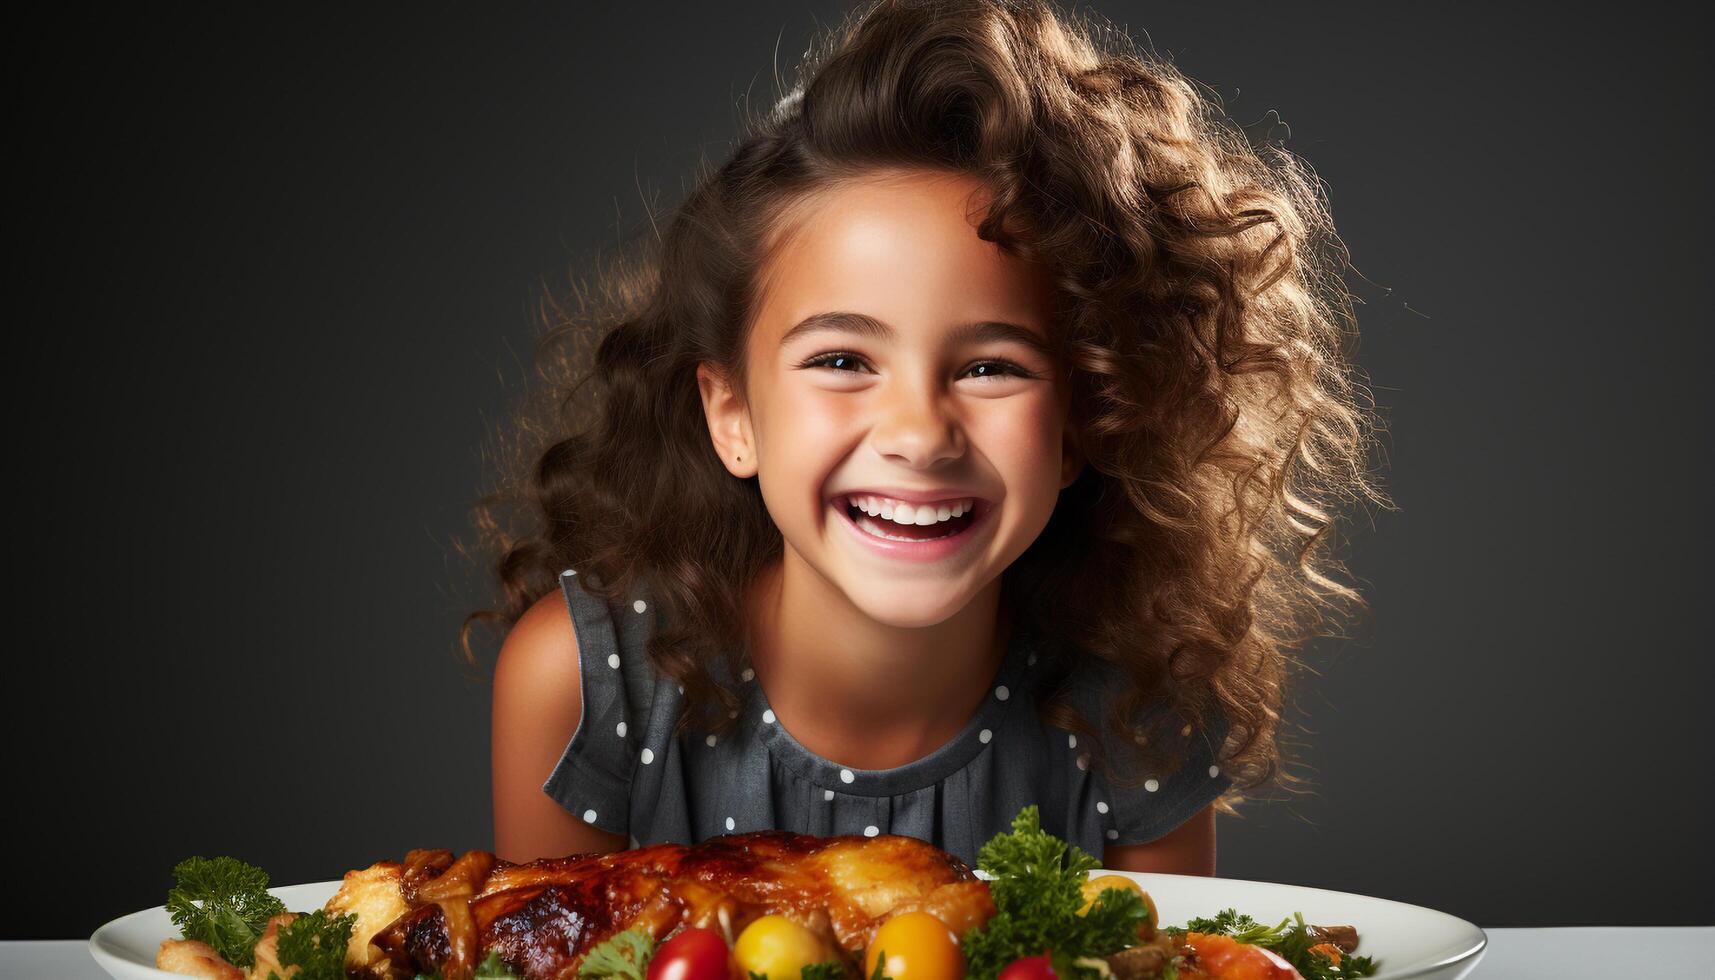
[1169,909,1377,979]
[959,805,1149,980]
[578,926,657,980]
[267,909,357,980]
[164,856,289,967]
[414,950,521,979]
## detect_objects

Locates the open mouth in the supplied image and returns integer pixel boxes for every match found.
[834,495,989,543]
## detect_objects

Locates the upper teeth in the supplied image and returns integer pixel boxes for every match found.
[844,494,975,526]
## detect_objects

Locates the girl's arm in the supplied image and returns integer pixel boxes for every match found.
[1100,803,1217,876]
[491,590,631,863]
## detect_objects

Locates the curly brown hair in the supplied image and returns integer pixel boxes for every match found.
[458,0,1391,813]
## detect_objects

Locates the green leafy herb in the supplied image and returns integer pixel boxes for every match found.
[474,950,522,979]
[165,856,289,967]
[800,962,849,980]
[413,949,520,980]
[867,954,892,980]
[267,909,357,980]
[958,806,1149,980]
[1169,909,1377,979]
[578,926,657,980]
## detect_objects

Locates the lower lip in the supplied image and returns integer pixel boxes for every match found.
[831,498,994,563]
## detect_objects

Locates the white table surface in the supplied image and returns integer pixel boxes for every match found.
[4,928,1710,979]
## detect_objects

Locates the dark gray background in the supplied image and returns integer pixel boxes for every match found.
[8,1,1710,940]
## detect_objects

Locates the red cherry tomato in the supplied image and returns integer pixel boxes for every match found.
[997,954,1057,980]
[646,926,732,980]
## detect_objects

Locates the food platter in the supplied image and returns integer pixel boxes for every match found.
[91,871,1484,980]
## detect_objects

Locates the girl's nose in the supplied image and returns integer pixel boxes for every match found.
[869,379,965,468]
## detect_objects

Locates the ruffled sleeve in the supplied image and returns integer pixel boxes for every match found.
[539,569,660,839]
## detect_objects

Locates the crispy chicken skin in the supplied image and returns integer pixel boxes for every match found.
[154,939,245,980]
[323,861,409,975]
[338,831,995,980]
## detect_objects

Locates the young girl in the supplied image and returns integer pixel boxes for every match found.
[466,0,1387,877]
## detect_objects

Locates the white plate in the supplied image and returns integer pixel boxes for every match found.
[92,871,1484,980]
[90,881,340,980]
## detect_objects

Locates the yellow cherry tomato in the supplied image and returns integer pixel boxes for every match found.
[733,914,831,980]
[1078,874,1146,915]
[863,911,962,980]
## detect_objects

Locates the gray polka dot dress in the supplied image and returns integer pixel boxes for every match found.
[544,569,1232,870]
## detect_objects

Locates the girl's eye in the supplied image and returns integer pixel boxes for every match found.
[799,352,1033,381]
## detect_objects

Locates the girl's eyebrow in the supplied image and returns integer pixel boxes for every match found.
[779,310,1053,358]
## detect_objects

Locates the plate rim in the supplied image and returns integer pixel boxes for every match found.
[90,872,1486,980]
[88,881,343,980]
[977,869,1488,980]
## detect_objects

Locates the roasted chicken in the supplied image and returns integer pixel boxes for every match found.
[325,830,996,980]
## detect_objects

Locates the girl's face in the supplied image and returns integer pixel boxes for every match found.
[699,169,1082,628]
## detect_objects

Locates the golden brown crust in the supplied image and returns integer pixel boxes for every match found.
[154,938,245,980]
[340,831,995,980]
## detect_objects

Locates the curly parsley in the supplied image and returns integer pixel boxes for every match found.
[578,926,657,980]
[164,856,289,968]
[959,805,1150,980]
[268,909,357,980]
[413,950,521,979]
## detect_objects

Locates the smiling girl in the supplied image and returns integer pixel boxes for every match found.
[466,0,1388,877]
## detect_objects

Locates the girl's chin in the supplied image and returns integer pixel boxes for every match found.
[834,589,977,630]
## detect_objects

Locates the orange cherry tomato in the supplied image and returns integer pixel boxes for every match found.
[733,914,831,980]
[1078,874,1146,915]
[863,911,962,980]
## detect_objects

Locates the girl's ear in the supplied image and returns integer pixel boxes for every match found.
[696,362,758,479]
[1060,418,1085,490]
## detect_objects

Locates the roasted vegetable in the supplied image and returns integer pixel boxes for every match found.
[1168,910,1376,980]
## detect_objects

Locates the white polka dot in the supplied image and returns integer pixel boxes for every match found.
[1106,829,1119,840]
[1144,778,1160,792]
[1181,723,1192,737]
[1097,801,1109,814]
[994,684,1010,701]
[607,653,621,669]
[725,816,736,831]
[840,768,855,784]
[633,599,648,613]
[728,709,739,719]
[705,734,718,747]
[762,709,776,724]
[741,667,755,682]
[979,728,993,744]
[583,809,598,823]
[1209,765,1221,778]
[1077,753,1090,771]
[1027,653,1037,666]
[561,568,576,577]
[824,789,835,801]
[863,825,879,837]
[641,748,655,764]
[616,721,627,737]
[1068,734,1077,749]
